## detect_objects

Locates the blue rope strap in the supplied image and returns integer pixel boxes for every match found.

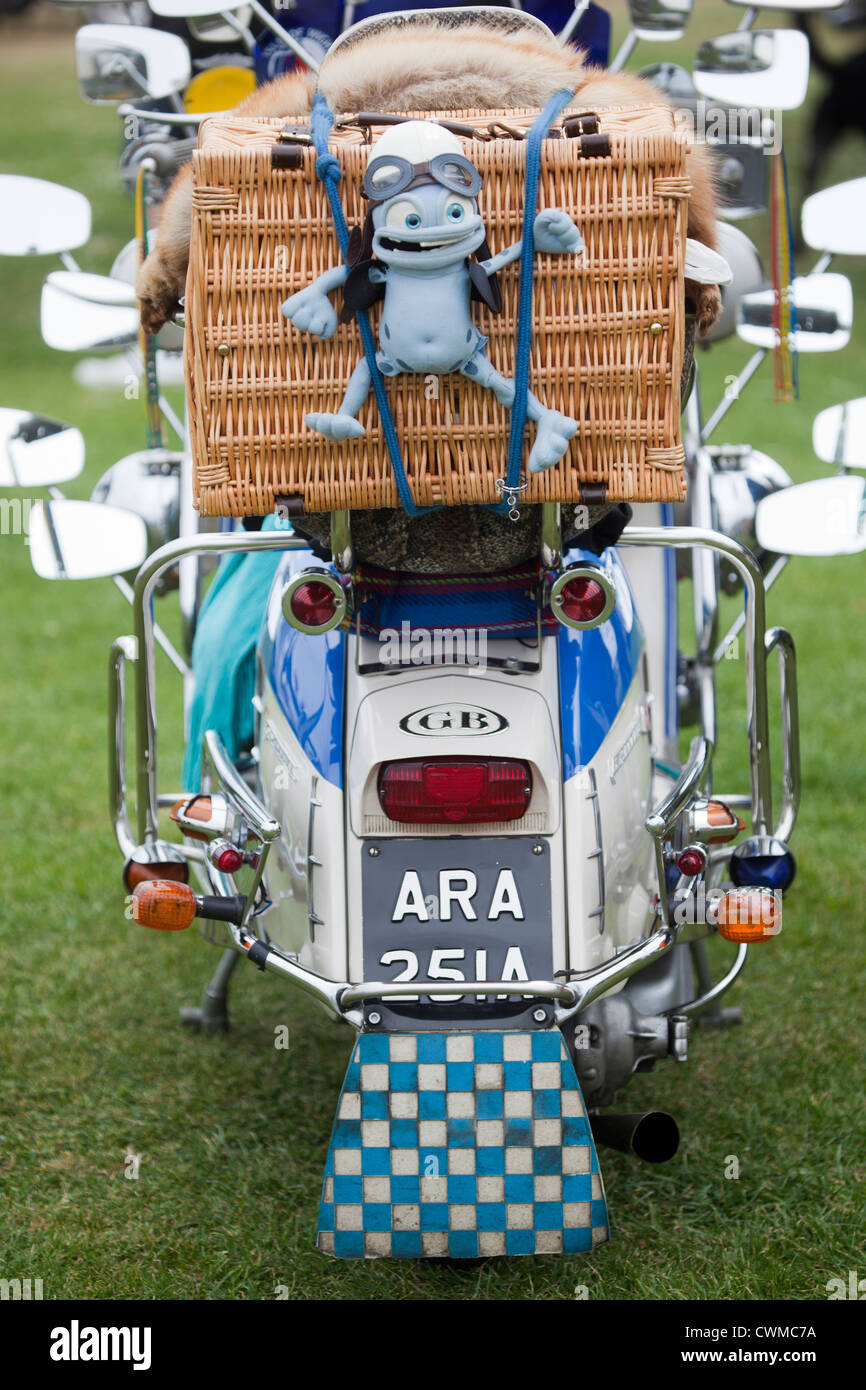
[497,86,575,514]
[310,90,575,518]
[311,95,434,517]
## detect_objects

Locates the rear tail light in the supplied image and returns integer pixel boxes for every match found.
[549,564,615,630]
[676,845,707,878]
[281,570,346,634]
[207,839,245,875]
[378,758,533,824]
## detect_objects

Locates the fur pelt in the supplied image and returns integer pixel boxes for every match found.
[137,17,720,334]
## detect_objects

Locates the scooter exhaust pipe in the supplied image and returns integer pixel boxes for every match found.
[590,1110,680,1164]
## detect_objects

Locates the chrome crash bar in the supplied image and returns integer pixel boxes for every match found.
[619,525,776,838]
[130,530,308,844]
[111,524,796,1028]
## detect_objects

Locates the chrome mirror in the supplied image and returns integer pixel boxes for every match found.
[75,24,192,103]
[0,176,91,257]
[147,0,320,70]
[708,444,792,588]
[704,223,764,343]
[813,398,866,469]
[110,237,139,287]
[725,1,846,10]
[188,6,253,43]
[47,269,137,309]
[801,178,866,257]
[756,475,866,557]
[147,0,248,14]
[29,499,148,580]
[41,271,140,352]
[737,273,853,353]
[110,236,184,352]
[628,0,694,39]
[91,449,181,557]
[685,240,732,285]
[638,61,697,98]
[0,409,84,488]
[693,29,810,109]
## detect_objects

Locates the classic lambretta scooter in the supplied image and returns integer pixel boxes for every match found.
[3,0,865,1261]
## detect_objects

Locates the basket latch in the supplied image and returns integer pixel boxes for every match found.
[271,127,313,171]
[562,111,610,158]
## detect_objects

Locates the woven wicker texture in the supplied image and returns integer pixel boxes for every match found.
[185,107,690,517]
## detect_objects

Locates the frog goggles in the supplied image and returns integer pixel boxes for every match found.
[362,152,482,203]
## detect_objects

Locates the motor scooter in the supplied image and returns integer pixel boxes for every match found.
[3,0,865,1260]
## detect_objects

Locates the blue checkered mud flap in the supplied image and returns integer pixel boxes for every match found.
[316,1030,609,1259]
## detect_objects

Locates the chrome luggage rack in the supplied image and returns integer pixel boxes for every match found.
[109,520,799,1029]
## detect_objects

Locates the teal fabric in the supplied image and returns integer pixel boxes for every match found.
[181,515,288,792]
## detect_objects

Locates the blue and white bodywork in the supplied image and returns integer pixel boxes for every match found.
[251,535,679,1257]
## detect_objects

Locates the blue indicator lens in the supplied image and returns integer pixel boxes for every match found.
[730,849,796,892]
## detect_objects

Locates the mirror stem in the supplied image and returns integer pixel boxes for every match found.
[159,396,187,448]
[42,499,67,578]
[559,1,592,44]
[219,9,256,56]
[59,251,81,274]
[246,0,321,71]
[113,575,190,679]
[737,7,757,31]
[811,251,833,275]
[122,349,187,447]
[608,28,638,74]
[701,349,767,444]
[714,554,788,666]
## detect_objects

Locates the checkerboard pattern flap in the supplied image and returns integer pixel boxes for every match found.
[317,1029,608,1259]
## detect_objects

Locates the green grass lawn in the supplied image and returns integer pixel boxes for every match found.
[0,5,864,1301]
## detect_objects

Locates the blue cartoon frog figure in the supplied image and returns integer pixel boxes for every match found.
[281,119,585,474]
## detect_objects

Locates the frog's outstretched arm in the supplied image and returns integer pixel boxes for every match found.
[479,209,585,277]
[281,264,350,341]
[480,241,524,276]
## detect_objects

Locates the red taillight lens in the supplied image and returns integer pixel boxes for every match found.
[550,566,615,630]
[290,580,338,629]
[676,846,707,878]
[212,843,244,874]
[560,576,607,624]
[378,758,533,824]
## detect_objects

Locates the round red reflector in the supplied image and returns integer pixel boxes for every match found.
[290,580,338,629]
[677,847,706,877]
[559,576,607,624]
[215,846,244,874]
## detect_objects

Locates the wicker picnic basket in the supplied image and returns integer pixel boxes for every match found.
[185,105,691,518]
